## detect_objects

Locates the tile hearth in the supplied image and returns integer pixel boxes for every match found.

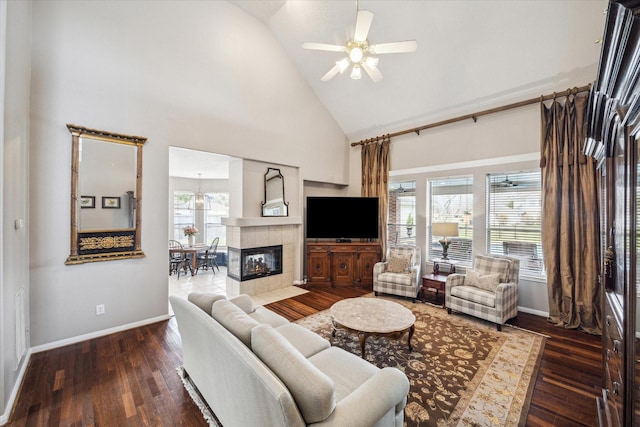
[168,266,308,306]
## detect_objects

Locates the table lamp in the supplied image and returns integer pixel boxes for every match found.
[432,222,459,260]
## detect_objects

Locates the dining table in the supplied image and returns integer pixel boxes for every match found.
[171,244,207,275]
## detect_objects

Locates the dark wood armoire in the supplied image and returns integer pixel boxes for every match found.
[586,1,640,425]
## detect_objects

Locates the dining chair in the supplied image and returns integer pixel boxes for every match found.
[169,240,192,278]
[196,237,220,273]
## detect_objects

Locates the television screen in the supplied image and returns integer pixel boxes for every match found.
[306,197,379,240]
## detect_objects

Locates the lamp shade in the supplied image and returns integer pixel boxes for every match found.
[432,222,459,239]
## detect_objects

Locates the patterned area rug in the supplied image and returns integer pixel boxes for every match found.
[295,297,546,427]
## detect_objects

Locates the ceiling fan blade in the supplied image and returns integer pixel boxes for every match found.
[354,10,374,43]
[362,62,383,82]
[321,64,341,81]
[302,42,345,52]
[369,40,418,54]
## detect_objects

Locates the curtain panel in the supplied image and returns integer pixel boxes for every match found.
[540,95,601,334]
[361,136,390,258]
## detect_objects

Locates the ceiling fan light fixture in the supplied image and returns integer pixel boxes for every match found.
[302,7,417,82]
[350,64,362,80]
[336,58,350,73]
[364,56,379,69]
[349,46,364,63]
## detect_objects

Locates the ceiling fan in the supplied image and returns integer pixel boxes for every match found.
[302,4,417,82]
[493,177,519,188]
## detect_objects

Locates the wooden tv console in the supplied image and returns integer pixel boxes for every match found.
[306,241,382,288]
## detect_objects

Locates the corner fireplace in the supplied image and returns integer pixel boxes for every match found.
[227,245,283,282]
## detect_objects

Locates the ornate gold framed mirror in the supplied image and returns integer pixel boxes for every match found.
[65,124,146,264]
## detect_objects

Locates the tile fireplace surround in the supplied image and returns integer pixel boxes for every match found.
[222,216,302,296]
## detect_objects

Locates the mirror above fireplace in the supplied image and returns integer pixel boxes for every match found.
[262,167,288,217]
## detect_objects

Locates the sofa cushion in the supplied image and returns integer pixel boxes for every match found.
[252,324,335,423]
[308,346,380,403]
[275,323,331,358]
[250,306,289,327]
[229,294,255,313]
[187,292,226,315]
[465,269,501,292]
[473,255,511,283]
[212,299,260,348]
[450,285,496,308]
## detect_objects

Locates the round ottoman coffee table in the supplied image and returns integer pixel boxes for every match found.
[329,297,416,358]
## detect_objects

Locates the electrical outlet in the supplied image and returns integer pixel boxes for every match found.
[96,304,105,315]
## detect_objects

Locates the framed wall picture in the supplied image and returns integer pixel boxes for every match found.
[80,196,95,209]
[102,196,121,209]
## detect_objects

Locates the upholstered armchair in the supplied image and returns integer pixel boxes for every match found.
[373,245,422,301]
[445,254,520,331]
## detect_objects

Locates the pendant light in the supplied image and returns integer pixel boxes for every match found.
[189,173,210,210]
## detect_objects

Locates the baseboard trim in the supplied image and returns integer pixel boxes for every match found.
[30,314,171,354]
[518,306,549,318]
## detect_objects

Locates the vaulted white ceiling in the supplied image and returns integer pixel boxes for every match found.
[231,0,607,142]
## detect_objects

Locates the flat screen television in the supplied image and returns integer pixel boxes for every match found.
[306,196,379,241]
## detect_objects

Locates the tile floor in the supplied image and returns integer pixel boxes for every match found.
[168,265,308,306]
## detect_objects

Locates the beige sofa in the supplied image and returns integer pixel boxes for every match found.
[170,293,410,427]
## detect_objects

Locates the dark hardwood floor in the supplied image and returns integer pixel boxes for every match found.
[5,287,601,427]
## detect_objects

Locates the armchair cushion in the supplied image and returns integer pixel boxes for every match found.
[450,285,496,308]
[387,252,411,273]
[474,254,511,282]
[377,272,414,285]
[465,269,501,292]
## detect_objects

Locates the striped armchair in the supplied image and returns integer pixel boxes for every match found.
[445,254,520,331]
[373,246,422,301]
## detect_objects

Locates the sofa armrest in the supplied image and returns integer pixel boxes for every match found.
[310,367,409,427]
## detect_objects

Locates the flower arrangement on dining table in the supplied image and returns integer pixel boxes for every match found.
[183,226,198,237]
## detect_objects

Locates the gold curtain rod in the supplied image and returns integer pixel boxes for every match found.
[350,84,592,147]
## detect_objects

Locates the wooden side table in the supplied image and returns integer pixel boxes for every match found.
[421,274,448,308]
[432,258,457,275]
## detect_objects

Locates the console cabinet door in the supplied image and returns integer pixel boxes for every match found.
[307,245,331,286]
[331,250,356,287]
[306,242,381,287]
[357,246,382,285]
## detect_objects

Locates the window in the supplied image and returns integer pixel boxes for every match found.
[204,192,229,246]
[173,191,229,246]
[173,191,194,243]
[428,176,473,265]
[486,171,543,276]
[387,181,416,246]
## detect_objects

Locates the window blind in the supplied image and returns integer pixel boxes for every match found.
[486,171,544,276]
[428,176,473,265]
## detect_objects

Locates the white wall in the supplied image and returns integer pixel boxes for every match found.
[1,0,31,420]
[28,1,347,348]
[349,101,592,315]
